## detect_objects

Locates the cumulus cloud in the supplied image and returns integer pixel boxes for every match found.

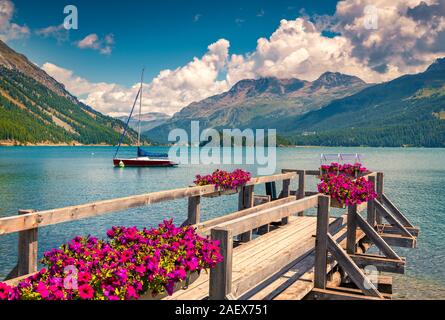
[42,39,231,116]
[227,18,386,83]
[228,0,445,84]
[325,0,445,76]
[0,0,29,42]
[35,24,69,44]
[76,33,114,55]
[42,0,445,116]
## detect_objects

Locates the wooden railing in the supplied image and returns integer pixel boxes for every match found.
[209,194,320,299]
[311,171,419,299]
[0,172,296,280]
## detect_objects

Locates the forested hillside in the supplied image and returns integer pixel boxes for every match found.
[0,40,142,145]
[284,58,445,147]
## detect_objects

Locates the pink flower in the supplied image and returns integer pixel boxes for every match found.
[78,272,91,283]
[135,265,146,274]
[78,284,94,299]
[36,282,50,299]
[0,283,13,300]
[125,285,139,299]
[8,219,222,300]
[186,257,199,271]
[194,169,251,191]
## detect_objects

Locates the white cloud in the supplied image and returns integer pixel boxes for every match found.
[76,33,114,55]
[42,39,231,116]
[330,0,445,76]
[35,24,69,44]
[227,18,391,84]
[227,0,445,84]
[42,0,445,117]
[0,0,29,42]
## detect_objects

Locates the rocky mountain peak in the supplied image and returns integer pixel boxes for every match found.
[425,57,445,73]
[311,71,366,90]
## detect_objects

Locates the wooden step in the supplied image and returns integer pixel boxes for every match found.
[325,285,392,299]
[349,253,405,274]
[377,224,419,237]
[306,287,388,300]
[341,275,393,294]
[380,233,416,248]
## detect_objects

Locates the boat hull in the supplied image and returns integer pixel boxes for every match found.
[113,158,177,167]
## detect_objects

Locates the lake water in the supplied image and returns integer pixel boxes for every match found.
[0,146,444,299]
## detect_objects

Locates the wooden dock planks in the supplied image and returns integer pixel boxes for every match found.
[166,215,342,300]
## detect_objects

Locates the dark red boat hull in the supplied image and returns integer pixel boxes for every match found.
[113,158,177,167]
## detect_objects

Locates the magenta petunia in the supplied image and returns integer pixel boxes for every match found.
[1,219,222,300]
[78,284,94,299]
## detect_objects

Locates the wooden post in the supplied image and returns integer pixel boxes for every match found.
[367,175,376,226]
[376,172,384,225]
[314,195,330,289]
[209,227,233,300]
[265,182,277,200]
[297,170,305,216]
[346,205,357,254]
[186,196,201,225]
[239,185,254,242]
[17,209,38,276]
[280,179,291,225]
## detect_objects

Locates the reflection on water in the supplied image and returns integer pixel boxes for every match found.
[0,146,444,298]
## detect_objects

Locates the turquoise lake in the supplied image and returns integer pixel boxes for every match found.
[0,146,444,299]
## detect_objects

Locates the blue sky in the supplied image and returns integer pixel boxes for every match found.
[8,0,338,86]
[2,0,444,116]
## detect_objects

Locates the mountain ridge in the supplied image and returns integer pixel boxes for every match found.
[285,58,445,147]
[145,72,370,143]
[117,112,170,132]
[144,58,445,147]
[0,40,143,146]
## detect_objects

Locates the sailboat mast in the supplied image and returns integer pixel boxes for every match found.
[137,68,144,147]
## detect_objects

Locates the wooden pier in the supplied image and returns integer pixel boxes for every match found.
[1,169,419,300]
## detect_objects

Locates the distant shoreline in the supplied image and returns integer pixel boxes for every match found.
[0,141,145,147]
[0,143,441,149]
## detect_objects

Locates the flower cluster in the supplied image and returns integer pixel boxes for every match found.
[317,174,377,206]
[0,283,17,300]
[0,220,222,300]
[320,162,369,177]
[194,169,251,191]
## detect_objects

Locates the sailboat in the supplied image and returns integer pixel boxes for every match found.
[113,69,178,167]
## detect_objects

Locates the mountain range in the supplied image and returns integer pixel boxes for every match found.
[286,58,445,147]
[145,60,445,147]
[0,40,143,146]
[1,38,443,147]
[117,112,170,133]
[145,72,369,143]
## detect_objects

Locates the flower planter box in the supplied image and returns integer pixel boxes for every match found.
[139,271,200,300]
[194,169,251,198]
[203,187,240,198]
[330,198,346,209]
[329,199,369,210]
[318,171,371,179]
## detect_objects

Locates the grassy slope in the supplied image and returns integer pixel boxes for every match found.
[0,66,143,145]
[285,69,445,147]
